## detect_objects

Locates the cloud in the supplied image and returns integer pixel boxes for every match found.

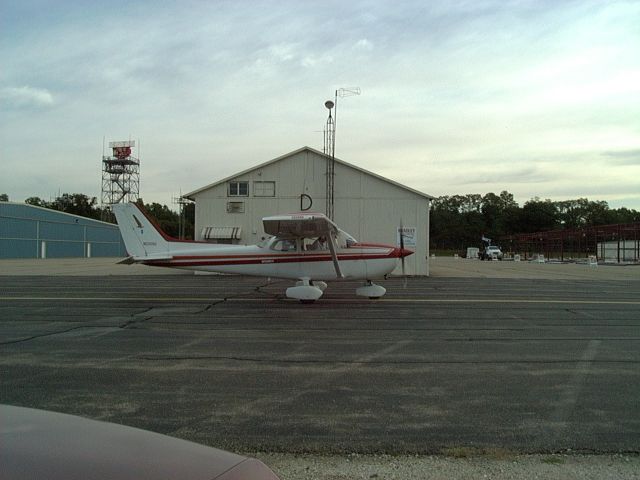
[354,38,373,51]
[1,1,639,210]
[602,149,640,165]
[0,85,54,108]
[454,167,554,186]
[301,53,335,68]
[268,43,298,62]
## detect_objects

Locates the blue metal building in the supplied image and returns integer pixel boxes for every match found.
[0,202,126,259]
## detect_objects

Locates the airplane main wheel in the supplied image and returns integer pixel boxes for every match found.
[356,283,386,299]
[286,285,323,302]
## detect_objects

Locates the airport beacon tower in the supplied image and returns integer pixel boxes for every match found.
[101,140,140,219]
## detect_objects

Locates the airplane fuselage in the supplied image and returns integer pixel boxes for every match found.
[141,242,402,281]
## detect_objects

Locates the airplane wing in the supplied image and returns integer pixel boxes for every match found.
[262,213,344,278]
[262,213,338,237]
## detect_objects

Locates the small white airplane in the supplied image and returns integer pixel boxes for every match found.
[112,202,413,302]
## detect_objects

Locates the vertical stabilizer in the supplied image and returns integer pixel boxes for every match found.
[112,203,172,259]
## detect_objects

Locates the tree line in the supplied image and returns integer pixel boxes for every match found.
[430,191,640,251]
[3,191,638,250]
[0,193,194,239]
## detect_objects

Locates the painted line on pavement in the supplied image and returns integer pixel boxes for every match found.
[1,296,640,305]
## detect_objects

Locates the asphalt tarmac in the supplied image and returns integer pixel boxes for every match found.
[1,273,639,454]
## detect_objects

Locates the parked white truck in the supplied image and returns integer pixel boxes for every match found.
[480,244,503,260]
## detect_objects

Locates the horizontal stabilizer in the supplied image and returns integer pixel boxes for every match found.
[118,253,173,264]
[132,253,173,261]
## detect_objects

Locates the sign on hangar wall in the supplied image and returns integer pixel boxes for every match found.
[397,226,417,248]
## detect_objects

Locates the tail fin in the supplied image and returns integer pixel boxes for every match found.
[111,203,172,260]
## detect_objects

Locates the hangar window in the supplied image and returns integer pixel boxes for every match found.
[201,226,242,244]
[253,181,275,197]
[228,181,249,197]
[226,202,245,213]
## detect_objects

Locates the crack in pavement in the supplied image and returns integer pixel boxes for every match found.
[1,307,158,345]
[3,284,281,345]
[0,326,115,346]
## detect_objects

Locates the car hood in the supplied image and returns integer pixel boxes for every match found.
[1,404,279,480]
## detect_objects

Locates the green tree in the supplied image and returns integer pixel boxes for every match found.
[430,194,488,250]
[144,202,180,237]
[0,193,8,201]
[430,191,640,250]
[582,199,611,226]
[51,193,101,220]
[608,207,640,224]
[518,198,559,233]
[25,197,50,207]
[182,202,195,239]
[481,191,518,236]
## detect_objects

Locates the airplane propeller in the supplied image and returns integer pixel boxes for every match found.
[399,219,407,288]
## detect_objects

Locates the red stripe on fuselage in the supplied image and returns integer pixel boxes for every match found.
[144,250,400,267]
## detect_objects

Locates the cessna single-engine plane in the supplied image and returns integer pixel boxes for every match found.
[112,202,413,302]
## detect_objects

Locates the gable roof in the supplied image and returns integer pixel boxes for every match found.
[184,146,433,200]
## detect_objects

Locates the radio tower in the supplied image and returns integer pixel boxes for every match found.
[323,87,360,220]
[101,140,139,219]
[324,100,336,220]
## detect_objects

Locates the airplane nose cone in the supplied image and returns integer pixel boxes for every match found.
[395,247,414,258]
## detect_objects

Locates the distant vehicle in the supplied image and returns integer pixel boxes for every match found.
[480,245,503,260]
[1,404,280,480]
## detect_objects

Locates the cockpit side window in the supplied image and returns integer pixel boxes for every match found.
[270,238,297,252]
[306,236,328,251]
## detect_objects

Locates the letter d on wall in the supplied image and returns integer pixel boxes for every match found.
[300,194,313,211]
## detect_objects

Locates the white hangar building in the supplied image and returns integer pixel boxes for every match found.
[184,147,433,275]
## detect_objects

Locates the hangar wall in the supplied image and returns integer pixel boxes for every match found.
[185,147,432,275]
[0,202,126,259]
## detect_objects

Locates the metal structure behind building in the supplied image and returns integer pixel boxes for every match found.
[323,87,360,220]
[504,222,640,263]
[172,194,191,240]
[101,140,139,219]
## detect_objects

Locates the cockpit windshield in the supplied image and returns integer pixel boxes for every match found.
[336,229,357,248]
[256,236,272,248]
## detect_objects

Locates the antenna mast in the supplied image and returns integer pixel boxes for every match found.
[323,87,360,220]
[324,100,336,220]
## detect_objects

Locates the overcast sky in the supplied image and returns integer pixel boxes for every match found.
[2,0,639,210]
